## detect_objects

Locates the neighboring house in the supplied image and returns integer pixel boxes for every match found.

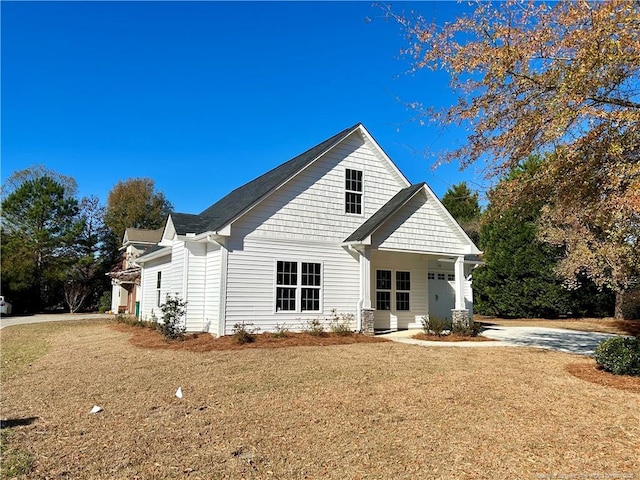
[135,124,481,335]
[108,227,164,315]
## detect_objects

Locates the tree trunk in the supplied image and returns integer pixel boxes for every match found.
[615,289,640,320]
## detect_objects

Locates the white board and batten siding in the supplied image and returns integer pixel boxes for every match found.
[224,237,360,335]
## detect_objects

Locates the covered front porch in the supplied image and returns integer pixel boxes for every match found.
[351,246,476,333]
[109,267,141,315]
[340,182,482,334]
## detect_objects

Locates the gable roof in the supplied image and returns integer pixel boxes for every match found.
[123,227,164,245]
[343,183,426,243]
[120,227,164,250]
[172,123,365,235]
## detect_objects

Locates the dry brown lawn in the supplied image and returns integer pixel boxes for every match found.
[1,321,639,479]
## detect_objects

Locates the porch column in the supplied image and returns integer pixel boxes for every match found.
[359,247,374,335]
[452,255,469,327]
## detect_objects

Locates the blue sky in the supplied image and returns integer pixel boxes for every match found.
[2,1,488,215]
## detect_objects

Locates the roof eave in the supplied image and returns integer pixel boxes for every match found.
[208,124,364,232]
[134,246,171,264]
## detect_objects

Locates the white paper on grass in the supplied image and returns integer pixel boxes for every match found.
[175,387,183,399]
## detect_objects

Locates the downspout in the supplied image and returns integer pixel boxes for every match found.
[209,235,228,338]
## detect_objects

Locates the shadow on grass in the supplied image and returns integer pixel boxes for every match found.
[0,417,39,429]
[613,320,640,336]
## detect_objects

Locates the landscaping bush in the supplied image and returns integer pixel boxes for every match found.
[159,294,187,340]
[452,319,483,337]
[594,336,640,376]
[271,323,290,338]
[304,318,326,336]
[421,316,449,337]
[329,310,354,336]
[232,322,259,344]
[98,291,111,313]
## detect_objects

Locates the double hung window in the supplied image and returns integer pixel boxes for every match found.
[276,261,322,312]
[375,269,411,311]
[396,271,411,311]
[156,272,162,307]
[376,270,392,310]
[345,169,363,214]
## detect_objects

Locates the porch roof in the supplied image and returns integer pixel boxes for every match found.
[343,182,425,244]
[108,266,141,283]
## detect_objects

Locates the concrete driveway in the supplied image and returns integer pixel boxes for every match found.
[0,313,111,330]
[480,325,618,355]
[380,325,619,355]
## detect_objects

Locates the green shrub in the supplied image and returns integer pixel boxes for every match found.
[98,291,111,313]
[452,319,483,337]
[159,294,187,340]
[233,322,259,344]
[421,315,449,337]
[594,336,640,376]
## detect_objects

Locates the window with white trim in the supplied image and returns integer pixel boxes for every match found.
[376,270,391,310]
[345,168,363,214]
[427,272,435,280]
[437,273,445,281]
[376,270,412,311]
[276,261,322,312]
[396,271,411,311]
[156,271,162,307]
[447,274,455,281]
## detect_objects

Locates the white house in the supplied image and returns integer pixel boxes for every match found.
[108,227,163,315]
[135,124,481,335]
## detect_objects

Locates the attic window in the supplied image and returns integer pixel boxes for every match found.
[345,169,363,214]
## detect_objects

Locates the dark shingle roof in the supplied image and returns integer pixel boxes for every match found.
[343,183,425,243]
[170,213,210,236]
[172,123,363,235]
[123,227,164,244]
[134,243,171,263]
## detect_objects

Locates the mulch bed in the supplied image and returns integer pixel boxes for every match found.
[565,360,640,393]
[110,323,388,351]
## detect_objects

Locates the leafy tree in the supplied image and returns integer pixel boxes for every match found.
[1,175,83,312]
[63,196,112,312]
[2,164,78,200]
[441,182,481,244]
[390,0,640,311]
[104,178,173,247]
[473,158,614,318]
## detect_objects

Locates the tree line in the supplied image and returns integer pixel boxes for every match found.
[443,168,617,320]
[1,166,172,314]
[391,0,639,320]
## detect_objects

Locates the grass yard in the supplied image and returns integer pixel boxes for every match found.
[1,321,639,479]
